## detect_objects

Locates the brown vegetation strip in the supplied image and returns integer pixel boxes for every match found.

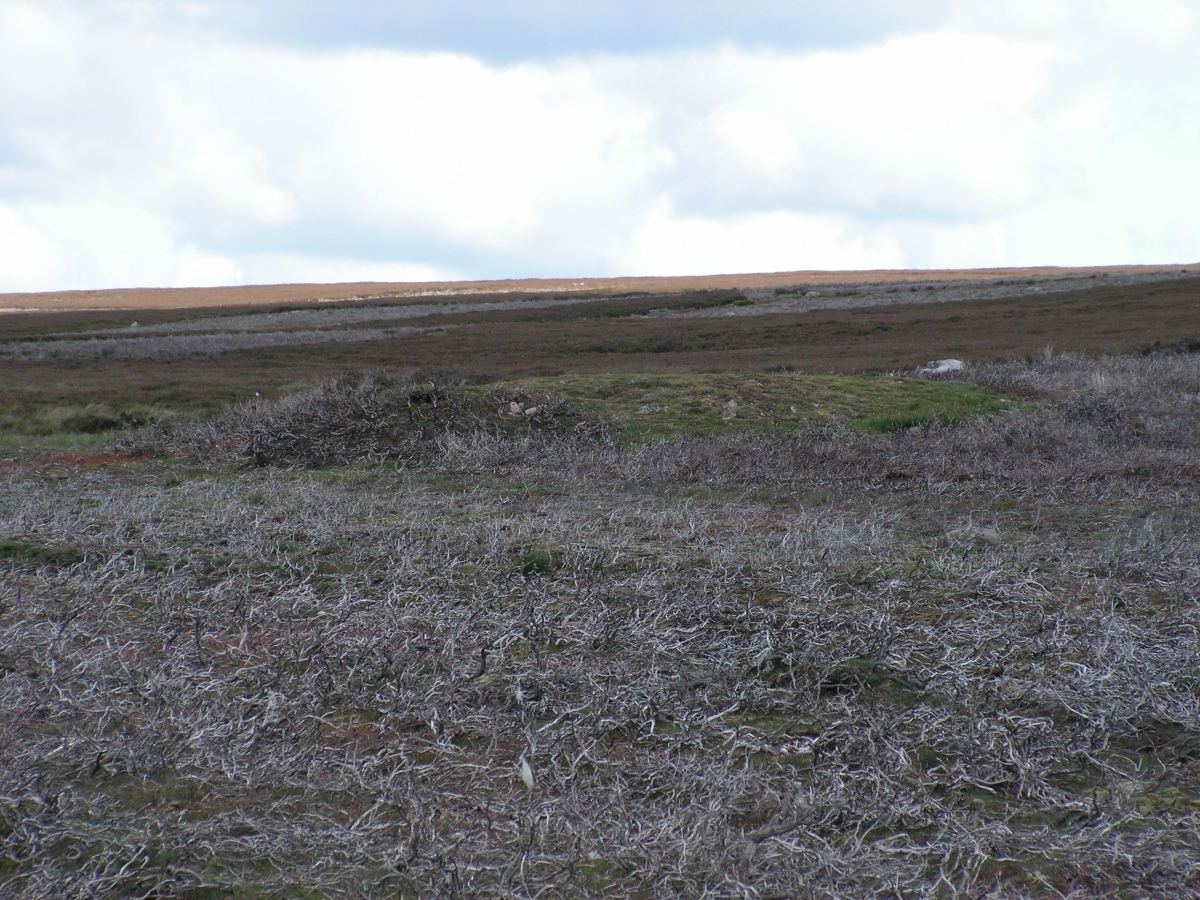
[1,275,1197,417]
[3,263,1193,311]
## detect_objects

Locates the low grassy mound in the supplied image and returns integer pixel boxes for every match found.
[149,371,1009,467]
[508,372,1008,440]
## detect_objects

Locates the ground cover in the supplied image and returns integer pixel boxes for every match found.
[4,264,1188,312]
[1,273,1196,446]
[504,373,1008,440]
[2,349,1199,896]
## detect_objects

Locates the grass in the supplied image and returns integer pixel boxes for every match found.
[0,430,117,458]
[0,371,1009,453]
[503,372,1009,441]
[0,539,84,567]
[511,547,555,577]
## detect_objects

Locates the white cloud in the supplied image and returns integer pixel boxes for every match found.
[618,33,1067,221]
[16,196,247,289]
[0,205,58,291]
[0,0,1196,291]
[630,206,904,275]
[953,0,1196,55]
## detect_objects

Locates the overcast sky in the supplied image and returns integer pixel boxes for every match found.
[1,0,1197,291]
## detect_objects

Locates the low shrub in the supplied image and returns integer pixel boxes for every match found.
[153,374,600,468]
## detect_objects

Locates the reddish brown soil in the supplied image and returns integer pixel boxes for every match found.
[0,453,155,471]
[2,264,1194,312]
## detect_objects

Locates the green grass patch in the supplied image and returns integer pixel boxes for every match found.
[0,538,84,567]
[490,373,1009,442]
[0,430,117,458]
[0,401,177,437]
[509,547,556,577]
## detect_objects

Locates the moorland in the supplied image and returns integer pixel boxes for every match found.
[1,266,1199,896]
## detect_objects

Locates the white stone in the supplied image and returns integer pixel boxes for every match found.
[917,358,965,376]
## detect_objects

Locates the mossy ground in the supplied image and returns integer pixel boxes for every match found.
[495,372,1009,441]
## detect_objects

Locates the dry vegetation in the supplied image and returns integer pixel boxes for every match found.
[4,264,1189,313]
[2,348,1199,897]
[1,273,1197,459]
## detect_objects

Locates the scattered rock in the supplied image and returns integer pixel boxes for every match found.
[805,290,821,298]
[721,399,738,421]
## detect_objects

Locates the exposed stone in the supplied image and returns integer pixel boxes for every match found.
[917,358,965,376]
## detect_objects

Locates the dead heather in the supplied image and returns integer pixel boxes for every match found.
[1,351,1199,897]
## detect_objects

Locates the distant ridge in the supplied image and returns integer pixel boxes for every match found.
[3,264,1195,313]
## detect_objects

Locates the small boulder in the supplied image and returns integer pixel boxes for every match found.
[917,358,965,376]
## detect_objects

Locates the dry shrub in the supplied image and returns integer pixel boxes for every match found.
[3,351,1198,897]
[147,374,601,468]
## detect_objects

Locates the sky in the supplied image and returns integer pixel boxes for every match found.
[0,0,1197,292]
